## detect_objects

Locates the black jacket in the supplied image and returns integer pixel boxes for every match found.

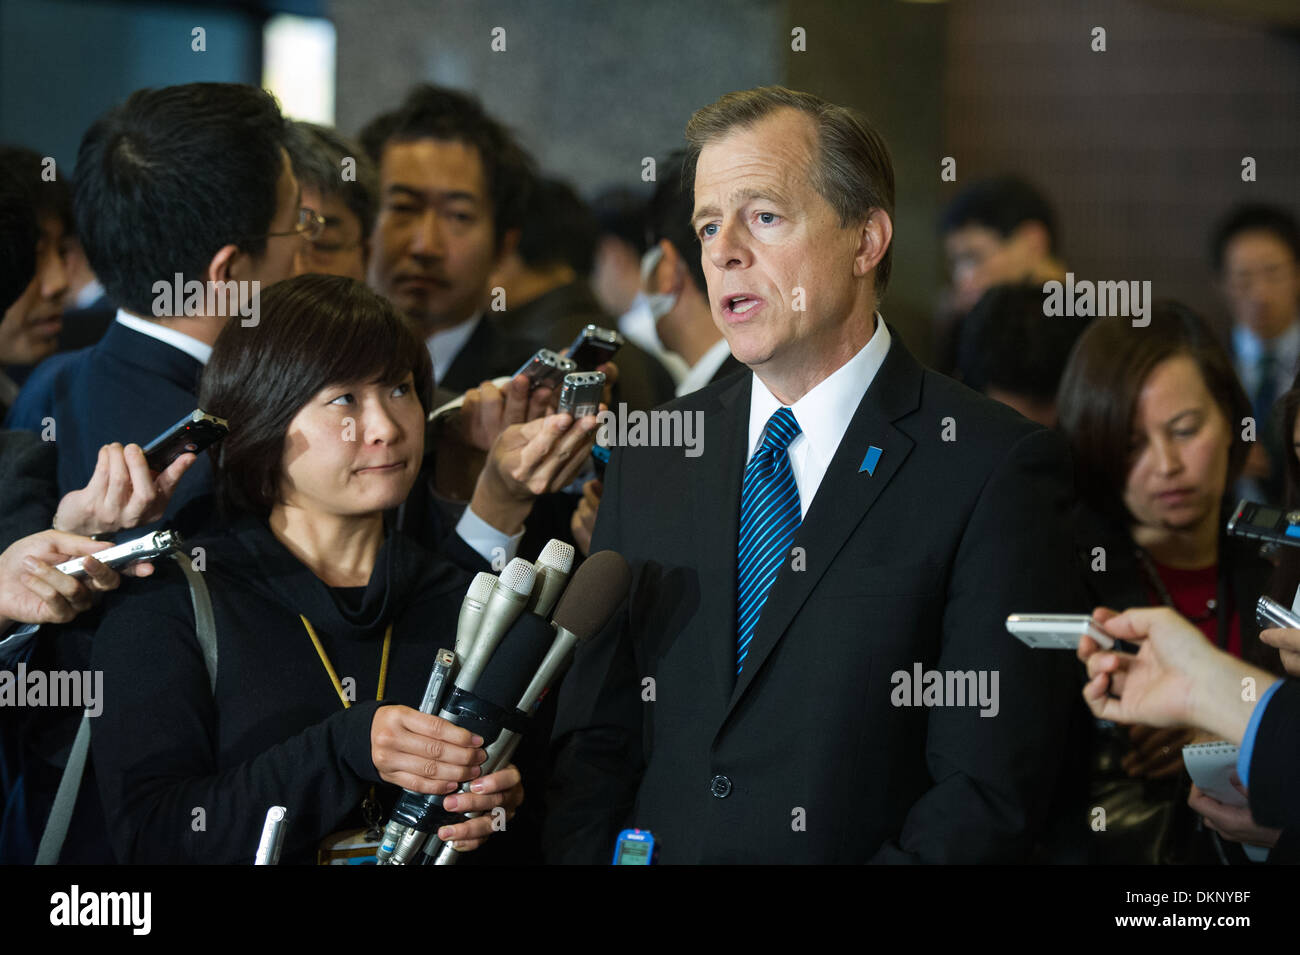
[545,325,1087,863]
[1249,680,1300,832]
[5,320,212,534]
[90,515,472,864]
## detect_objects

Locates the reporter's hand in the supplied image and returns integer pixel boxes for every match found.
[0,530,143,628]
[570,478,603,557]
[369,705,487,795]
[1079,606,1213,729]
[469,410,602,535]
[1258,626,1300,677]
[1189,780,1282,849]
[53,442,195,536]
[1080,605,1275,743]
[456,375,555,452]
[436,763,525,851]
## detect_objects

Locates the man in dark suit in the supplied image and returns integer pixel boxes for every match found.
[360,85,540,392]
[5,83,302,536]
[545,86,1085,864]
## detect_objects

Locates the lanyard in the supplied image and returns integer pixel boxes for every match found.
[300,614,392,706]
[300,614,393,836]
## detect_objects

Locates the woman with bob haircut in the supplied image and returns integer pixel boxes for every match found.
[89,273,600,863]
[1058,301,1285,864]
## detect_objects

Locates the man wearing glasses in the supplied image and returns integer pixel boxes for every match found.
[283,121,377,283]
[6,82,305,533]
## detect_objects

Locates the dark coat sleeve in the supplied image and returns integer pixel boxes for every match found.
[543,441,645,864]
[1248,679,1300,832]
[89,567,384,864]
[867,427,1087,862]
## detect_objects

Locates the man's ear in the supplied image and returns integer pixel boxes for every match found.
[207,244,240,284]
[654,239,688,296]
[853,209,892,279]
[494,226,522,267]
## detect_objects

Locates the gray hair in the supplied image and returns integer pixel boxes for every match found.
[684,86,895,295]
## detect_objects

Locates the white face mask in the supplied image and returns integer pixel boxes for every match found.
[638,245,679,319]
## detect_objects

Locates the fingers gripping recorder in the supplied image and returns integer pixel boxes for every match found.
[426,549,632,866]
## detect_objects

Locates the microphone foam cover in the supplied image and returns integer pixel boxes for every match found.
[472,612,556,709]
[499,557,536,597]
[552,550,631,640]
[537,539,576,575]
[468,571,497,604]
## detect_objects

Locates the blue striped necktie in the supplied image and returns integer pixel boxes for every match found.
[736,407,802,674]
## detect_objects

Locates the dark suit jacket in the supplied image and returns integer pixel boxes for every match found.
[1249,680,1300,833]
[710,353,747,386]
[439,317,537,394]
[0,429,58,551]
[544,324,1087,863]
[4,320,213,536]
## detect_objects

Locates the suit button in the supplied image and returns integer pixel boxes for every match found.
[709,774,732,798]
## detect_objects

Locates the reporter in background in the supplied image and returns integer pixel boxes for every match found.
[0,147,72,418]
[952,283,1086,428]
[1080,608,1300,856]
[4,83,300,534]
[1057,303,1285,863]
[90,274,597,863]
[284,120,378,281]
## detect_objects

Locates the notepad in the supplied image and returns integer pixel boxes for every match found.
[1182,740,1245,806]
[1182,740,1269,862]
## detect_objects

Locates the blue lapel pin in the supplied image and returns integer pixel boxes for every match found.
[859,445,883,476]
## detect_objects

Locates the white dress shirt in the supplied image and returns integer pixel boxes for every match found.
[116,309,213,364]
[746,314,891,518]
[1233,320,1300,400]
[427,312,483,385]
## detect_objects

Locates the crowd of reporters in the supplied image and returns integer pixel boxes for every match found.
[0,78,1298,864]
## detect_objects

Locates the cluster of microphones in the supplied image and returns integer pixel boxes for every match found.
[251,540,632,866]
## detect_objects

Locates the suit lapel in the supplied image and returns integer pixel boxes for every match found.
[692,372,752,703]
[724,326,924,715]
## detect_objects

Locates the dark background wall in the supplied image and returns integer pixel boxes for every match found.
[0,0,260,169]
[944,0,1300,334]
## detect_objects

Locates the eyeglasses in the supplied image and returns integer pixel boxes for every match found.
[262,207,326,242]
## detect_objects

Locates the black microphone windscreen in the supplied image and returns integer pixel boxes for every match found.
[552,550,631,639]
[471,612,556,709]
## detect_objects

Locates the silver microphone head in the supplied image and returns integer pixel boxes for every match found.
[455,558,536,691]
[528,539,576,617]
[499,557,536,598]
[537,539,576,576]
[455,571,499,660]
